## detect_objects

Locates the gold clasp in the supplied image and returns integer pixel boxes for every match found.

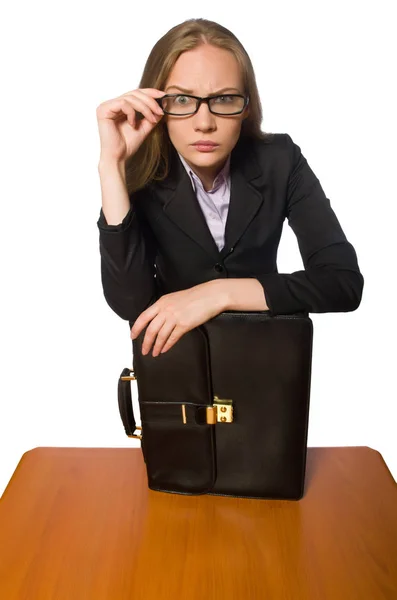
[206,396,233,424]
[181,397,233,425]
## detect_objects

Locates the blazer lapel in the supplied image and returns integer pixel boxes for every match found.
[153,136,265,262]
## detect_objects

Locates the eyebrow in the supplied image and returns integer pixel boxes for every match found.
[165,85,242,95]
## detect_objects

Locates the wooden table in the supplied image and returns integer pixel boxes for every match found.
[0,446,396,599]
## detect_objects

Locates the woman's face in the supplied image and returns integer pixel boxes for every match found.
[163,44,249,182]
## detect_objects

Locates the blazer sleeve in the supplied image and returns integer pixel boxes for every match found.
[256,134,364,315]
[97,187,158,328]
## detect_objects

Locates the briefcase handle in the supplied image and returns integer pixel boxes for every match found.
[118,367,142,439]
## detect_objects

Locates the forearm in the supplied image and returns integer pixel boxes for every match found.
[209,278,269,312]
[97,163,157,325]
[98,159,130,225]
[99,222,157,325]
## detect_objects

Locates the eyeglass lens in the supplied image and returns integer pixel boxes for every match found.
[160,94,246,115]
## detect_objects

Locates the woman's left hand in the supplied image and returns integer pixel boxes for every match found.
[130,280,227,356]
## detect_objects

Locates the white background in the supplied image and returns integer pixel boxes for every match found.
[1,1,396,496]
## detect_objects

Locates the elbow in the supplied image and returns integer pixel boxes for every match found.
[337,269,364,312]
[103,289,157,326]
[103,292,139,324]
[304,266,364,313]
[100,260,158,325]
[351,271,364,311]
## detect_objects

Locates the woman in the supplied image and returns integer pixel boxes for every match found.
[96,18,364,358]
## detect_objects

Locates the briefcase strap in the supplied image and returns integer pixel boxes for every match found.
[118,366,235,439]
[118,367,142,439]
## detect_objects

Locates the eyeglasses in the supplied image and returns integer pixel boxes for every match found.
[155,94,249,116]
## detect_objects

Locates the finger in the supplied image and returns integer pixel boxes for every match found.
[131,89,165,116]
[130,305,160,339]
[126,94,164,124]
[159,327,183,354]
[121,90,165,124]
[151,321,179,357]
[122,96,162,126]
[141,314,168,355]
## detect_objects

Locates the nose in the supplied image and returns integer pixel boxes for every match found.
[193,100,216,129]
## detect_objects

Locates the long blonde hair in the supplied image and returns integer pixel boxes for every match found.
[126,18,272,196]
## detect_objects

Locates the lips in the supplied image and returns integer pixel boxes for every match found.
[192,142,218,146]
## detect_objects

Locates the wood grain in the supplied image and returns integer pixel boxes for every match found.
[0,446,396,599]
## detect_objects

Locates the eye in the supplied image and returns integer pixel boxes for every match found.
[215,95,234,103]
[174,95,194,105]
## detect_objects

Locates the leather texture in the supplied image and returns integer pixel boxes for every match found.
[118,310,313,500]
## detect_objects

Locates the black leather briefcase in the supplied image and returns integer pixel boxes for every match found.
[118,310,313,500]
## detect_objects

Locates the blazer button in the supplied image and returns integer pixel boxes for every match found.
[214,263,224,273]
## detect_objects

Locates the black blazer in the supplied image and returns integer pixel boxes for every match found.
[97,133,364,330]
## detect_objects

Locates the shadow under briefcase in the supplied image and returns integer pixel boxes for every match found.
[118,310,313,500]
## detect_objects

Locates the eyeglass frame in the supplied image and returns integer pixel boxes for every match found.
[155,93,250,116]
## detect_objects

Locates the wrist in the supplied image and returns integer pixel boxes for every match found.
[217,278,269,312]
[205,279,232,312]
[98,158,126,179]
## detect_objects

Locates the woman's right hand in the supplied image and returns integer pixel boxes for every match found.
[96,88,167,163]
